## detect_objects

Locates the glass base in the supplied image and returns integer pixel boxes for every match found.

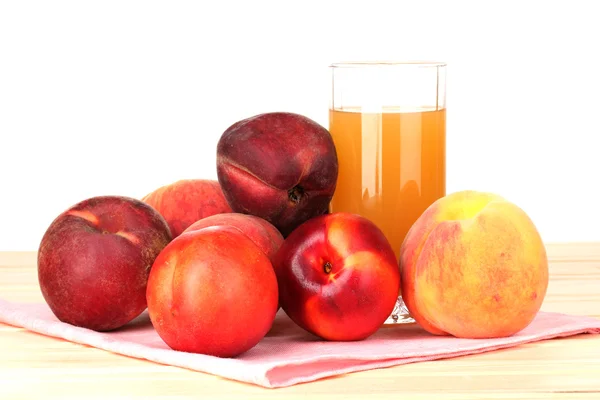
[384,296,415,325]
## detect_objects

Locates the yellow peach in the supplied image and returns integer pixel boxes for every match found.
[399,190,549,338]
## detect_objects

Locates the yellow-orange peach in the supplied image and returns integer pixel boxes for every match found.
[399,190,549,338]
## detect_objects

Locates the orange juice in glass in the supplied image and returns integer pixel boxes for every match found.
[328,61,446,323]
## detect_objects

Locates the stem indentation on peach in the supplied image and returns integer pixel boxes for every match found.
[288,185,304,204]
[323,261,332,274]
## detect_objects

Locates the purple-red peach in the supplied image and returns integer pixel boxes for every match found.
[216,112,338,237]
[37,195,172,331]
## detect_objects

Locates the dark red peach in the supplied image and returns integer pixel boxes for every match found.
[216,112,338,237]
[37,195,172,331]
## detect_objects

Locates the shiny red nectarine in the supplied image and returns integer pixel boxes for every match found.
[274,212,400,341]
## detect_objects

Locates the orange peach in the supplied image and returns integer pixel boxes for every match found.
[399,190,549,338]
[141,179,232,237]
[147,226,279,357]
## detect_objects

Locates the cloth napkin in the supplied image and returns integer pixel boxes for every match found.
[1,298,599,388]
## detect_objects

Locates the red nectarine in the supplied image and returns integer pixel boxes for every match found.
[274,212,400,341]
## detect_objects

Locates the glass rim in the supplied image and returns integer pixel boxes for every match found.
[329,61,446,68]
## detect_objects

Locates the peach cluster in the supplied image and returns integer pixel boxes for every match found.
[36,111,549,359]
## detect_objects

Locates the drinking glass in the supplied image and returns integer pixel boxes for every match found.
[328,61,447,324]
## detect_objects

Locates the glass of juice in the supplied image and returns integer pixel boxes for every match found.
[328,61,446,324]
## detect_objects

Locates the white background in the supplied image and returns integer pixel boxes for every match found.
[1,0,599,250]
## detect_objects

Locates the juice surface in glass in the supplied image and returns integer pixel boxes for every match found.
[328,106,446,260]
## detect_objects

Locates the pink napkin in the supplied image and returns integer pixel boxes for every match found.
[1,298,599,388]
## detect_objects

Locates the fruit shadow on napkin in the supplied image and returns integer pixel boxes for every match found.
[1,298,599,389]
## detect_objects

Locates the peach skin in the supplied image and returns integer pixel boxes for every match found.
[399,190,549,339]
[183,213,283,263]
[142,179,232,238]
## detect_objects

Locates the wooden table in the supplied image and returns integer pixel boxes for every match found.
[1,243,599,399]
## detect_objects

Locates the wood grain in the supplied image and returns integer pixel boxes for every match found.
[0,242,599,399]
